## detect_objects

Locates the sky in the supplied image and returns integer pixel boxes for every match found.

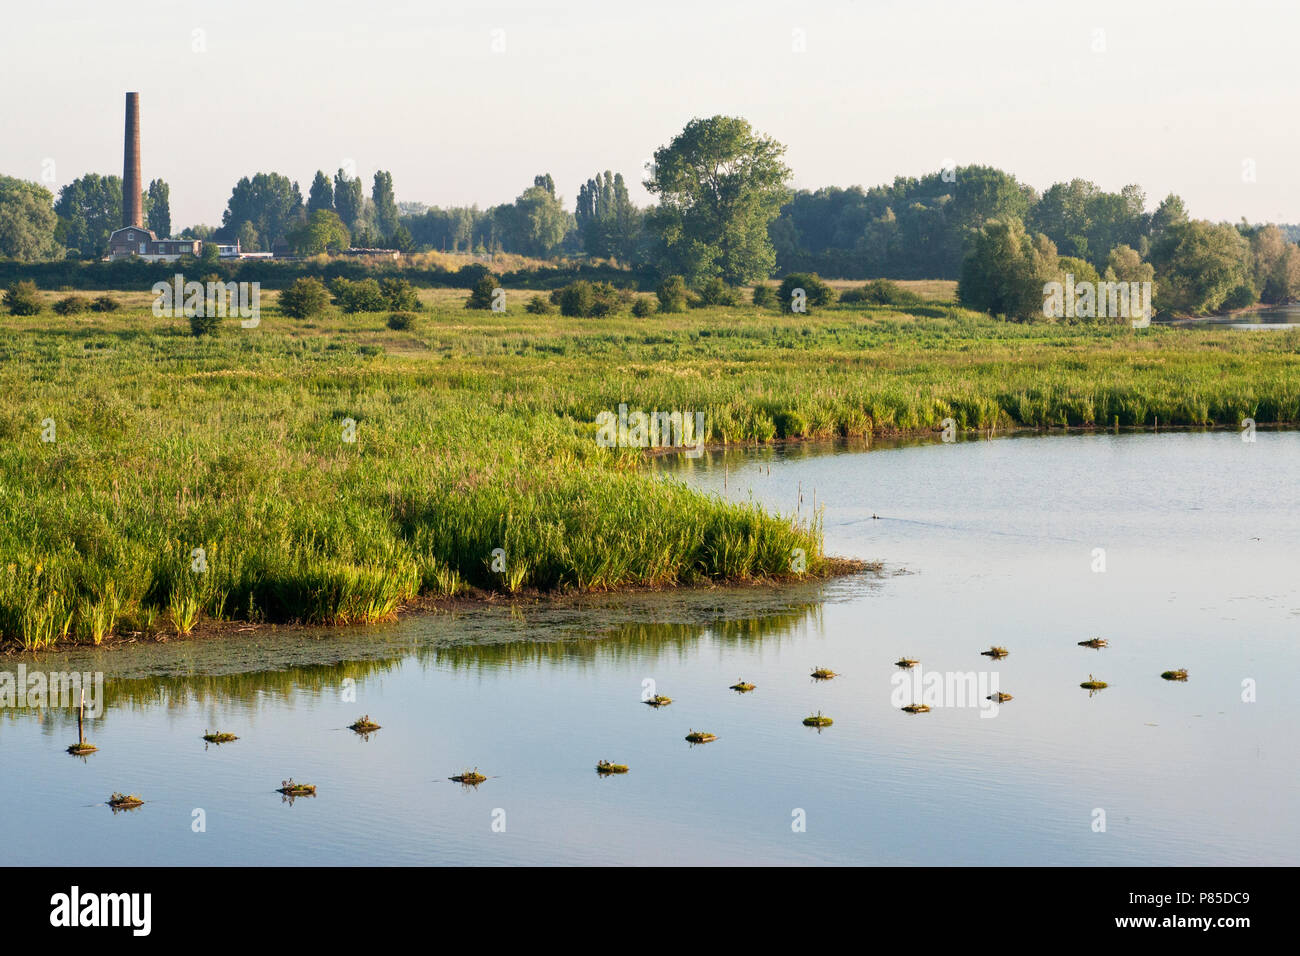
[2,0,1297,230]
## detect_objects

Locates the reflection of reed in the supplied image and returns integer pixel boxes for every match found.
[431,600,821,671]
[0,595,825,723]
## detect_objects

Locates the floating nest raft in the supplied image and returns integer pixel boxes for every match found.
[203,731,238,743]
[810,667,838,680]
[67,742,97,755]
[1161,669,1189,682]
[685,730,717,744]
[981,646,1009,659]
[1080,676,1108,690]
[901,704,931,714]
[1078,638,1108,649]
[802,712,834,727]
[987,692,1013,702]
[108,793,143,809]
[596,760,629,774]
[450,769,487,785]
[348,716,381,733]
[895,658,919,668]
[643,695,673,708]
[729,680,756,692]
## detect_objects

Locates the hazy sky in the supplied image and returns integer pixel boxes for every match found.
[3,0,1296,230]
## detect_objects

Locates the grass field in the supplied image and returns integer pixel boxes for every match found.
[2,282,1298,648]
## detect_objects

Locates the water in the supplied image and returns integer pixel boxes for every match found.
[1169,302,1300,329]
[2,431,1297,865]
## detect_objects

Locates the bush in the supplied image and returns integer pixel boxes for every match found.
[525,294,555,315]
[90,294,119,312]
[1222,283,1257,311]
[331,277,388,313]
[380,277,420,311]
[189,311,221,337]
[3,280,41,315]
[559,281,594,317]
[656,275,687,313]
[631,296,655,317]
[386,312,416,331]
[465,273,500,311]
[840,279,922,308]
[693,277,738,307]
[752,283,776,308]
[278,277,330,318]
[778,273,836,313]
[52,295,89,315]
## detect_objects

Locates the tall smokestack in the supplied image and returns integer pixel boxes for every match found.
[122,92,143,228]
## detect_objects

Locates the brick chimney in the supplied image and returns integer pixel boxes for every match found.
[123,92,143,228]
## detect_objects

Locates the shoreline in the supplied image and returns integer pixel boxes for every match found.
[0,556,879,656]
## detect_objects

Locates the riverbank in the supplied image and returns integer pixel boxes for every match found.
[2,290,1297,649]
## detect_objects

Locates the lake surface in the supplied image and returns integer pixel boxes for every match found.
[3,431,1298,865]
[1168,302,1300,329]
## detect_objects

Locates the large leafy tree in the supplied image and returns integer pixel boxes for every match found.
[220,173,303,248]
[957,218,1059,321]
[645,116,791,284]
[54,173,125,257]
[501,176,571,257]
[0,176,61,260]
[1152,220,1251,314]
[287,209,350,255]
[146,179,171,237]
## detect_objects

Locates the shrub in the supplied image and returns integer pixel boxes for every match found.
[278,277,330,318]
[331,277,387,313]
[525,294,555,315]
[588,282,623,317]
[465,273,500,311]
[752,283,776,308]
[3,280,41,316]
[386,312,416,331]
[693,277,738,307]
[1222,283,1257,311]
[560,281,595,317]
[778,273,836,313]
[52,295,89,315]
[656,275,687,313]
[631,296,654,317]
[840,279,922,307]
[90,294,119,313]
[189,311,221,337]
[380,277,420,311]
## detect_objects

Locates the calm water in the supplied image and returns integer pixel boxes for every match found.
[1169,302,1300,329]
[2,431,1297,865]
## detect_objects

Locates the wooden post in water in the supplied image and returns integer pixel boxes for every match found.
[78,687,86,748]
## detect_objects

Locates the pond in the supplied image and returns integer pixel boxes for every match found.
[2,431,1297,864]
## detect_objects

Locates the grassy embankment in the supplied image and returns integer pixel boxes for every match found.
[2,279,1298,648]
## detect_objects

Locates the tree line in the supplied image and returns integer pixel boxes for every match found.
[1,114,1298,317]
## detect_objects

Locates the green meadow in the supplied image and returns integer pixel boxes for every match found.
[2,281,1298,648]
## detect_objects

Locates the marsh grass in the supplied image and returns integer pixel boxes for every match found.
[4,295,1298,647]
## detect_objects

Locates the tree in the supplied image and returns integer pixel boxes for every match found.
[372,171,400,239]
[3,280,42,315]
[333,169,364,231]
[287,209,350,255]
[220,173,303,249]
[576,170,642,261]
[465,274,499,310]
[958,218,1059,321]
[0,176,61,260]
[646,116,791,284]
[54,174,123,258]
[146,179,171,237]
[307,171,334,215]
[1152,220,1251,315]
[502,179,571,257]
